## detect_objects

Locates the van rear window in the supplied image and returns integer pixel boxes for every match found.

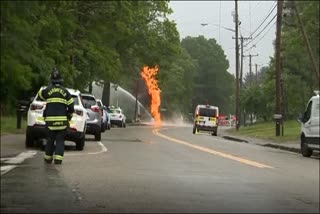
[199,108,216,117]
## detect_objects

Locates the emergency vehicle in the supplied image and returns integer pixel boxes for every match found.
[193,104,219,136]
[299,90,320,157]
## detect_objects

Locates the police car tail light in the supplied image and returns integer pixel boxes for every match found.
[70,127,77,132]
[30,104,44,110]
[91,106,100,113]
[75,110,83,116]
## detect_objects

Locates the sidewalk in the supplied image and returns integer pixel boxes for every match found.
[219,127,301,154]
[0,134,27,158]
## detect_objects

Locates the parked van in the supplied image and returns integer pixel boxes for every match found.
[298,90,320,157]
[193,104,219,136]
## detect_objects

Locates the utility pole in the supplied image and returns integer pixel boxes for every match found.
[249,54,258,86]
[134,79,140,122]
[234,0,240,131]
[240,37,244,89]
[239,37,252,89]
[243,53,258,86]
[292,1,320,87]
[239,36,252,126]
[255,63,258,84]
[274,0,283,136]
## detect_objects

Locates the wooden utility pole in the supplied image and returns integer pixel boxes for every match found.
[240,37,244,89]
[275,0,283,136]
[239,37,252,89]
[243,53,258,86]
[255,63,258,84]
[249,54,258,86]
[234,0,240,131]
[293,1,320,87]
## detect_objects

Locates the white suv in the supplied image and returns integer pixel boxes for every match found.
[26,87,87,150]
[109,106,126,128]
[299,90,320,157]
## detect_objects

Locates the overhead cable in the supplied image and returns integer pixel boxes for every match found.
[244,13,277,48]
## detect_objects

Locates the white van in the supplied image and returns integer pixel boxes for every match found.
[193,104,219,136]
[299,90,320,157]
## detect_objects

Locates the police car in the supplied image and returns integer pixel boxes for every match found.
[193,104,219,136]
[26,87,87,150]
[298,90,320,157]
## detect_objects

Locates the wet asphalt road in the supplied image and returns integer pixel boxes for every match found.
[1,125,319,213]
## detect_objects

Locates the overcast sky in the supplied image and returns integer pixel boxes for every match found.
[168,1,277,76]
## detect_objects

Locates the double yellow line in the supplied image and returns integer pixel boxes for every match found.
[152,128,273,169]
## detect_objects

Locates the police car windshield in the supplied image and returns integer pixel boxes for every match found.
[199,108,216,117]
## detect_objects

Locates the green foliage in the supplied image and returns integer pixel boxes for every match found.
[1,0,181,115]
[227,120,300,142]
[240,1,319,122]
[181,36,235,115]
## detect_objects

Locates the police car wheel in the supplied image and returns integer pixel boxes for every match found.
[25,131,34,147]
[76,135,85,151]
[95,131,101,141]
[101,123,106,132]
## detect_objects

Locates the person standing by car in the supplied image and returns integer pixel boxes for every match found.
[38,68,74,164]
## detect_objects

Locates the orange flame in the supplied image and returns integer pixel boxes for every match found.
[141,65,162,126]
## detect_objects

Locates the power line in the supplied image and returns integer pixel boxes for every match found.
[241,0,262,33]
[251,1,262,15]
[219,0,221,44]
[244,13,277,48]
[244,20,276,53]
[246,2,277,41]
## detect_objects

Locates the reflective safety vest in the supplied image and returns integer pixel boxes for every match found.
[38,84,74,130]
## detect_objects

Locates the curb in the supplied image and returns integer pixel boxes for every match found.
[261,144,301,154]
[222,136,249,143]
[222,135,301,154]
[127,123,152,127]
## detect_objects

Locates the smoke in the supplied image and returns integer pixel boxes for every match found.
[161,112,193,127]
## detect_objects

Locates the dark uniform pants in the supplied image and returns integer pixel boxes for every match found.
[44,129,67,162]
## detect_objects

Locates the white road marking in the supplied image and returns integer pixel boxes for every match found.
[65,141,107,156]
[153,128,274,169]
[1,165,16,175]
[88,141,108,155]
[1,151,37,176]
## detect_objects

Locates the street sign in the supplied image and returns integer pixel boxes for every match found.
[273,114,282,119]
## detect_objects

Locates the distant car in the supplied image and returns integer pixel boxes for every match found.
[81,94,102,141]
[109,106,126,128]
[193,104,219,136]
[102,105,111,130]
[26,87,87,150]
[298,90,320,157]
[96,99,111,131]
[96,99,106,132]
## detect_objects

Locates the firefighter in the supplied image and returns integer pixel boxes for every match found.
[38,68,74,164]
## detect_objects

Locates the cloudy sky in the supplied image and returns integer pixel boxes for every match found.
[168,1,277,76]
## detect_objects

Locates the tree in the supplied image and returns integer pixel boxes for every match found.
[181,36,234,115]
